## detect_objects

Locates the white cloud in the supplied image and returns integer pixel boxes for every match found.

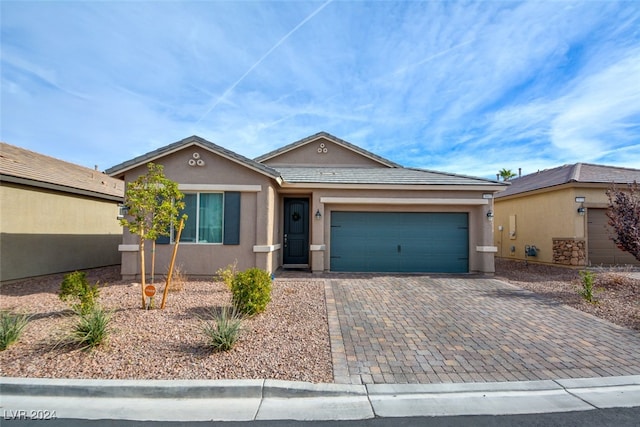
[1,1,639,177]
[550,48,640,157]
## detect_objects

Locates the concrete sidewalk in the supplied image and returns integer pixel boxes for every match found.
[2,375,639,422]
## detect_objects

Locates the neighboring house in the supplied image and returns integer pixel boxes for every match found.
[493,163,640,267]
[0,142,124,282]
[106,132,506,279]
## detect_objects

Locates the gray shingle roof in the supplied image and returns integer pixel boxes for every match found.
[275,166,504,186]
[254,131,401,168]
[1,142,124,200]
[105,135,281,179]
[496,163,640,198]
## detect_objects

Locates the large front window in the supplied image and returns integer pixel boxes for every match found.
[176,193,224,243]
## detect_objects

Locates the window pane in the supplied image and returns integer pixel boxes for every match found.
[199,193,223,243]
[178,194,197,242]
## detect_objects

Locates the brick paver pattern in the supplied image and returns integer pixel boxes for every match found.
[327,276,640,384]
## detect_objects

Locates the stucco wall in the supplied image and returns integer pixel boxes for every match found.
[118,147,280,279]
[1,183,122,282]
[493,185,613,264]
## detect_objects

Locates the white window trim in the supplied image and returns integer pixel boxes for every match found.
[174,192,224,245]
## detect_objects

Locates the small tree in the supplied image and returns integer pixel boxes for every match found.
[498,168,517,181]
[606,181,640,262]
[120,163,185,309]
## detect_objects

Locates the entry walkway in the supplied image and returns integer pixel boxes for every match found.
[323,275,640,385]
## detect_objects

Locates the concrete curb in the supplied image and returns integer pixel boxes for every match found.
[1,375,639,421]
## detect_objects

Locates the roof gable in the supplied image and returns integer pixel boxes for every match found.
[254,131,400,168]
[1,142,124,200]
[497,163,640,198]
[105,135,280,180]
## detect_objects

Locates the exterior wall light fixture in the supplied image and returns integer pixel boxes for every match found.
[315,209,322,220]
[575,196,586,216]
[486,210,494,221]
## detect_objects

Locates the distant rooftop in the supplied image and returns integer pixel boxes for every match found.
[496,163,640,198]
[1,142,124,200]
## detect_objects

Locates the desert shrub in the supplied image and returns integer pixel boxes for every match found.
[71,305,112,350]
[168,264,187,292]
[0,311,29,351]
[216,261,238,290]
[578,270,597,303]
[59,271,100,314]
[595,272,633,289]
[231,268,272,316]
[202,307,243,352]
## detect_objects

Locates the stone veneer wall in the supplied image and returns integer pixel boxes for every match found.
[552,238,586,266]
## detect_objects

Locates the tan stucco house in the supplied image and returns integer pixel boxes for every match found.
[493,163,640,267]
[106,132,506,279]
[0,142,124,282]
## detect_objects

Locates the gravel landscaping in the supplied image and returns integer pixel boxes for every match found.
[1,259,638,382]
[0,267,332,382]
[495,258,640,331]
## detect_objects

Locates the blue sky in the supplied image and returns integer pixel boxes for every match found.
[2,0,639,179]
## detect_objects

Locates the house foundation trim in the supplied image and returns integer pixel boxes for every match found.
[253,244,281,253]
[118,244,140,252]
[319,197,488,205]
[476,246,498,253]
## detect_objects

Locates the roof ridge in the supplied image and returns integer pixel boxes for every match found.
[569,163,583,182]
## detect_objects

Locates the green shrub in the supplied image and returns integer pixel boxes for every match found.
[59,271,100,315]
[231,268,272,316]
[578,270,597,303]
[202,307,243,352]
[0,311,29,351]
[72,306,112,350]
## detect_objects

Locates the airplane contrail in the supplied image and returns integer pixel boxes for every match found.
[196,0,334,124]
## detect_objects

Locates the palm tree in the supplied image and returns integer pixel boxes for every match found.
[498,168,517,181]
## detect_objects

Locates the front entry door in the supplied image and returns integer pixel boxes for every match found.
[283,198,309,267]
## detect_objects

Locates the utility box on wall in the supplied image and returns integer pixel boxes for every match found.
[525,245,538,257]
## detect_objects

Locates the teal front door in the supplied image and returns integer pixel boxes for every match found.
[330,212,469,273]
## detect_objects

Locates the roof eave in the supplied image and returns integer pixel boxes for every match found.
[279,182,508,191]
[1,174,124,202]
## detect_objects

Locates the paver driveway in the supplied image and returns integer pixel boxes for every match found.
[324,275,640,384]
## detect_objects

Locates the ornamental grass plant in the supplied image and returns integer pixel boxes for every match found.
[0,310,30,351]
[71,305,112,350]
[202,307,243,352]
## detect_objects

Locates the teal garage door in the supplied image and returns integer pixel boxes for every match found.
[330,212,469,273]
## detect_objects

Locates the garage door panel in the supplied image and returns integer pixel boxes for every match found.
[330,212,468,273]
[588,208,639,266]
